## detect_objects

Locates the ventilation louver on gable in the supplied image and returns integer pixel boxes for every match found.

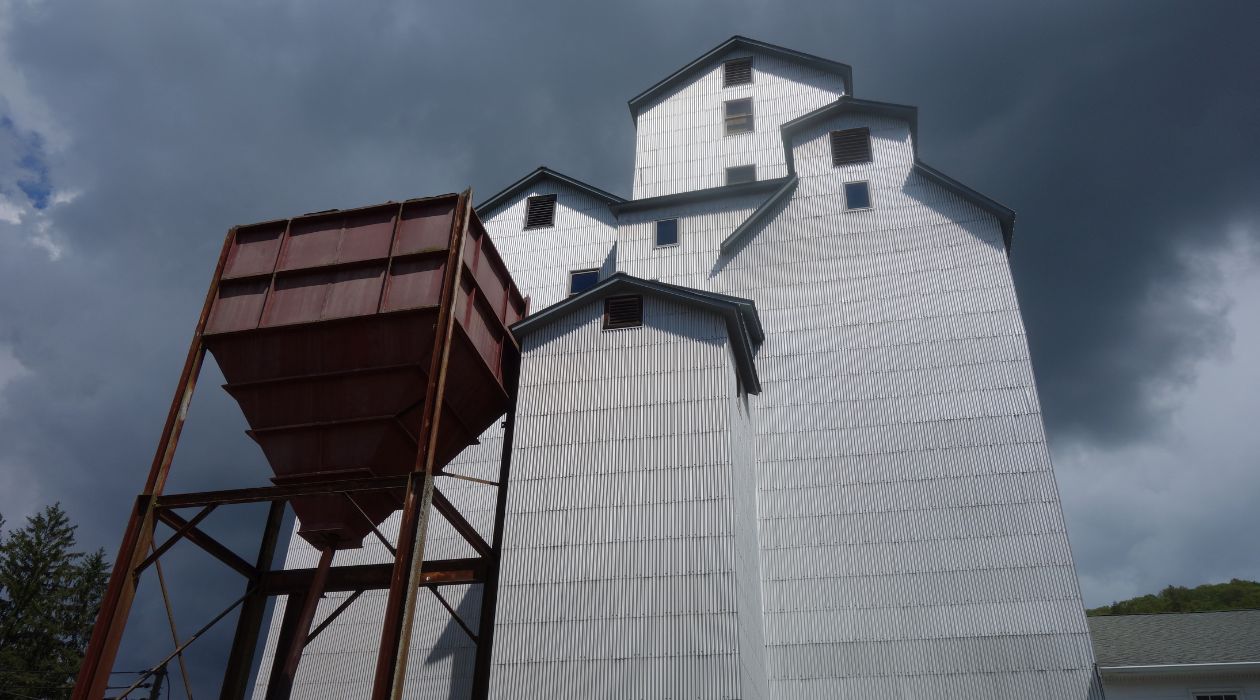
[603,295,642,330]
[723,57,752,87]
[830,127,872,166]
[524,194,557,229]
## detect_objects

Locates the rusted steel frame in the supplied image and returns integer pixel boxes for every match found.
[373,202,405,314]
[259,558,484,596]
[113,588,254,700]
[470,371,519,700]
[304,589,364,646]
[263,591,307,700]
[152,550,194,697]
[157,474,409,509]
[221,500,286,700]
[278,547,335,685]
[431,487,491,557]
[135,504,217,574]
[372,189,473,700]
[74,226,236,700]
[425,585,477,643]
[156,509,257,579]
[344,493,397,556]
[439,471,499,487]
[248,413,402,435]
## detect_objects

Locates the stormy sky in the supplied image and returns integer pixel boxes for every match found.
[1,0,1257,695]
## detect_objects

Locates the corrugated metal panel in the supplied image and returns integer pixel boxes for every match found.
[488,295,764,698]
[252,44,1102,700]
[632,51,848,199]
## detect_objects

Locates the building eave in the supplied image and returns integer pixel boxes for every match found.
[719,175,798,255]
[475,166,625,218]
[609,177,789,215]
[779,96,1015,254]
[627,35,853,121]
[511,272,763,393]
[1098,661,1260,676]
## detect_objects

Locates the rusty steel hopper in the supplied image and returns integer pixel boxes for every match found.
[203,193,524,550]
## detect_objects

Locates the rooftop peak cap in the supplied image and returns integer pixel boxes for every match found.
[512,272,764,394]
[475,166,624,218]
[627,35,854,120]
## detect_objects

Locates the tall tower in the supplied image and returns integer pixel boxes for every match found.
[254,37,1100,699]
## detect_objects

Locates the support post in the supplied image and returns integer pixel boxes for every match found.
[263,591,308,700]
[371,190,472,700]
[470,371,519,700]
[74,228,235,700]
[221,501,287,700]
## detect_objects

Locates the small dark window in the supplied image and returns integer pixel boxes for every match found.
[844,181,871,210]
[569,269,599,296]
[724,98,754,135]
[831,127,872,166]
[1194,695,1239,700]
[726,165,756,186]
[524,194,557,229]
[655,219,679,247]
[603,295,642,330]
[723,57,752,87]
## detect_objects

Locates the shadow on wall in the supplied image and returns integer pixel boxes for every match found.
[423,584,482,700]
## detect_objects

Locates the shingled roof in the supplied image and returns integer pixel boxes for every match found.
[1089,610,1260,668]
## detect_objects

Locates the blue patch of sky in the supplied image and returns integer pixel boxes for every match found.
[2,115,53,210]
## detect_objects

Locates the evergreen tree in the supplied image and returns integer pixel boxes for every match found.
[0,504,109,699]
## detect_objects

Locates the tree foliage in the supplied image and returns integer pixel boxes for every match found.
[1087,578,1260,616]
[0,504,109,699]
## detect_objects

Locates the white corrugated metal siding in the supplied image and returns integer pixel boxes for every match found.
[251,40,1101,700]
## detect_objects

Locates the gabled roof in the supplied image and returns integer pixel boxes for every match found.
[720,175,798,254]
[609,177,789,215]
[511,272,763,394]
[475,166,625,217]
[1089,610,1260,670]
[627,36,853,119]
[779,96,1016,253]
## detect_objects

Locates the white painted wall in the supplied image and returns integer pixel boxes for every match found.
[1102,669,1260,699]
[632,49,846,199]
[488,295,765,698]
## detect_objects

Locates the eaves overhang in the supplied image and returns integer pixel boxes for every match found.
[627,35,853,121]
[1098,661,1260,676]
[475,166,625,218]
[779,96,1016,254]
[719,175,798,254]
[511,272,764,394]
[609,177,789,215]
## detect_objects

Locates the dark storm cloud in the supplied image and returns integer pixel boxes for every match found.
[1,0,1257,693]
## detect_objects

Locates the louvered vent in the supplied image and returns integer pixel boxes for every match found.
[524,194,557,229]
[830,128,872,166]
[603,295,642,330]
[724,57,752,87]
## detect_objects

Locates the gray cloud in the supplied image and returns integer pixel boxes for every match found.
[1,0,1258,692]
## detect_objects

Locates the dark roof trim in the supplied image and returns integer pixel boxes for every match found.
[780,96,919,168]
[475,166,625,217]
[779,96,1015,253]
[720,175,797,254]
[914,162,1015,253]
[610,177,789,215]
[627,36,853,119]
[512,272,763,394]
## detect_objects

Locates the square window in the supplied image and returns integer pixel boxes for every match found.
[831,128,873,166]
[844,181,871,210]
[724,98,754,135]
[603,295,642,330]
[726,165,756,186]
[569,269,599,296]
[724,57,753,87]
[655,219,679,247]
[524,194,556,229]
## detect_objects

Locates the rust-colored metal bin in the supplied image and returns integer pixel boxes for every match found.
[203,193,525,550]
